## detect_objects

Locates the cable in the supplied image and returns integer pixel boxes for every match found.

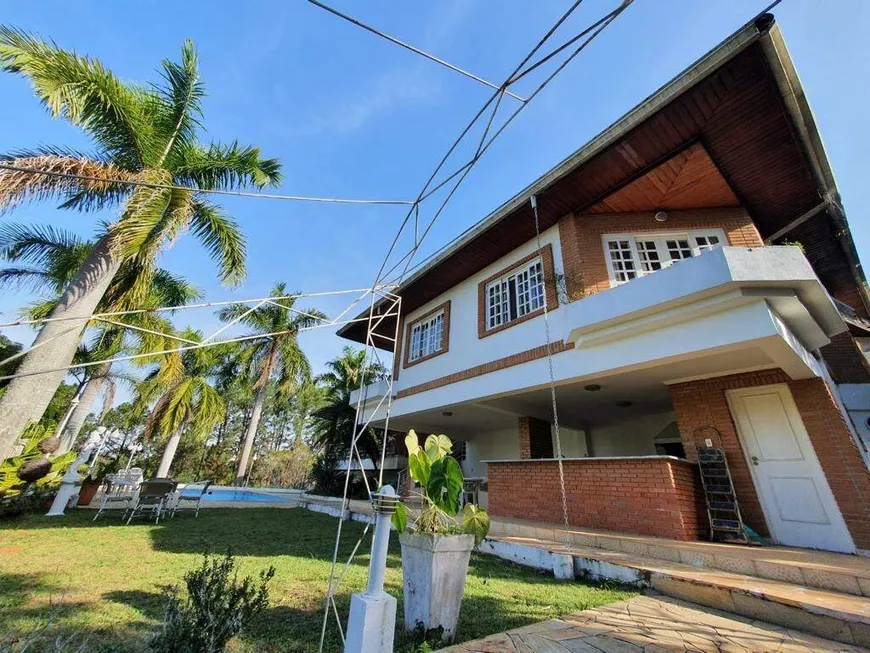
[382,0,634,288]
[306,0,526,102]
[0,163,415,206]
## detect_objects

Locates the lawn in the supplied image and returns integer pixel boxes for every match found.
[0,508,635,652]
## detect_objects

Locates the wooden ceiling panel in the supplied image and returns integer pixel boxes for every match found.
[587,144,739,213]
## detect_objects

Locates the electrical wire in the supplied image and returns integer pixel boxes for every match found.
[306,0,526,102]
[0,162,415,205]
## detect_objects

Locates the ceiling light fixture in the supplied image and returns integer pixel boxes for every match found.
[616,401,632,408]
[584,384,602,392]
[654,211,668,223]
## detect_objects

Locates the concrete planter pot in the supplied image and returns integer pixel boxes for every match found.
[399,532,475,643]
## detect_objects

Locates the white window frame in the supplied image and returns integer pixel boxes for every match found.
[484,256,546,331]
[407,309,445,363]
[602,228,727,286]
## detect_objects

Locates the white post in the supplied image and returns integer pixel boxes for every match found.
[46,445,94,517]
[344,485,397,653]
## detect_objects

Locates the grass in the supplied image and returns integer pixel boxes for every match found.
[0,508,635,652]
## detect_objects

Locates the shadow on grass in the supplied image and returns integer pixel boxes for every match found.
[234,591,570,653]
[6,509,374,563]
[104,589,168,623]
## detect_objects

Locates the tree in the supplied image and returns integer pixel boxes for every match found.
[0,28,281,461]
[217,282,325,484]
[312,346,386,486]
[136,329,230,477]
[0,222,200,450]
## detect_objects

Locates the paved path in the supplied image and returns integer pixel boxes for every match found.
[439,594,868,652]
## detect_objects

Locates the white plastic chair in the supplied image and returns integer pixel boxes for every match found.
[92,468,144,522]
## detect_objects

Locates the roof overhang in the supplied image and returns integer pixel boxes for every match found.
[339,12,868,347]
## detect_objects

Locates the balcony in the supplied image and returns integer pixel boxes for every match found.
[355,246,845,430]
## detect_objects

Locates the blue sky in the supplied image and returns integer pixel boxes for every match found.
[1,0,868,380]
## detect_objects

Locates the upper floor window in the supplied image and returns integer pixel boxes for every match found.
[404,300,450,368]
[603,229,726,284]
[485,257,545,330]
[409,311,444,362]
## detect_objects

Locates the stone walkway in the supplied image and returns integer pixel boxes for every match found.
[439,595,869,652]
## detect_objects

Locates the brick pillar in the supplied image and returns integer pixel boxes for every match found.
[518,417,531,459]
[517,416,553,459]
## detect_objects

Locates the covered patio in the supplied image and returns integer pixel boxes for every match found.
[356,246,867,552]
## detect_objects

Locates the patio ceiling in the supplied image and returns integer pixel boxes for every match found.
[384,345,776,436]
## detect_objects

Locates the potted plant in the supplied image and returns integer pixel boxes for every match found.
[391,431,490,644]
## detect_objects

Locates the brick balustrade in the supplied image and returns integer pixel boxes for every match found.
[487,457,708,541]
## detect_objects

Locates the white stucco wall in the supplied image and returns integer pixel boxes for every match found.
[463,427,519,479]
[588,411,676,457]
[396,226,564,394]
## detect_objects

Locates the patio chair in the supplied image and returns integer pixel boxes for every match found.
[126,478,177,524]
[93,467,144,522]
[170,480,213,518]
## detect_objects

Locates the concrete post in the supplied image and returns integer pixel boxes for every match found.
[46,445,94,517]
[344,485,397,653]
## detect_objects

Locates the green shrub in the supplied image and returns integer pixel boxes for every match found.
[150,553,275,653]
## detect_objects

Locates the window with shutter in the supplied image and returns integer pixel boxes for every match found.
[484,257,545,330]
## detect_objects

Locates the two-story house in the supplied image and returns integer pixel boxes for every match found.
[337,14,870,555]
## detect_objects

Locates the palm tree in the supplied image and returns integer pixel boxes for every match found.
[312,347,386,481]
[0,222,201,451]
[0,28,281,461]
[218,282,326,484]
[137,328,230,477]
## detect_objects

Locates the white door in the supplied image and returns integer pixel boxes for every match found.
[726,384,855,553]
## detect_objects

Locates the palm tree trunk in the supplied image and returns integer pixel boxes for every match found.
[58,363,112,453]
[0,236,122,461]
[234,384,267,484]
[157,430,182,477]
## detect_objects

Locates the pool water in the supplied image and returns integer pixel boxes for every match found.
[192,489,293,503]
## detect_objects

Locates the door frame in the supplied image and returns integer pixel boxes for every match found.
[725,383,855,552]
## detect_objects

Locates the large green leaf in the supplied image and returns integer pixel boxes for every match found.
[424,433,452,462]
[404,430,420,456]
[391,500,408,534]
[407,450,431,487]
[461,503,491,546]
[426,456,463,516]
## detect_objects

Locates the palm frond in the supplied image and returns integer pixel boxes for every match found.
[107,170,173,260]
[0,26,154,166]
[152,268,202,306]
[0,266,55,293]
[154,39,204,165]
[188,200,246,286]
[0,152,133,214]
[171,141,282,190]
[19,296,57,322]
[187,378,224,439]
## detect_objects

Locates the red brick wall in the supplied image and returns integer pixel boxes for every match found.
[518,416,553,459]
[820,332,870,384]
[488,458,708,541]
[670,369,870,550]
[557,208,762,301]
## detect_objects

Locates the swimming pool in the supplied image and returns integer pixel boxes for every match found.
[194,489,294,503]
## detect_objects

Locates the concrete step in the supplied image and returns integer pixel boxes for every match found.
[482,534,870,648]
[489,518,870,598]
